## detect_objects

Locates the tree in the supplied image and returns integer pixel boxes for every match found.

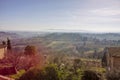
[19,68,45,80]
[106,71,120,80]
[24,45,37,55]
[19,64,60,80]
[8,52,23,68]
[7,38,12,50]
[93,49,97,59]
[102,52,107,67]
[44,64,60,80]
[73,59,83,75]
[0,51,23,70]
[20,54,43,71]
[0,47,42,71]
[18,45,44,71]
[81,70,102,80]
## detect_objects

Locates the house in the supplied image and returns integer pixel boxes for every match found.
[0,44,7,59]
[102,47,120,71]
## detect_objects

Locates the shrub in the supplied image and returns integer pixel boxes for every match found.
[19,64,60,80]
[19,68,45,80]
[24,45,37,55]
[106,71,120,80]
[81,70,102,80]
[10,70,25,80]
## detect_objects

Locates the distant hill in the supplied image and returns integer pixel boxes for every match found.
[11,31,49,38]
[0,31,20,41]
[1,31,120,58]
[0,31,49,40]
[42,32,120,41]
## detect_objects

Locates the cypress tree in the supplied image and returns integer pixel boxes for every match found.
[7,38,12,50]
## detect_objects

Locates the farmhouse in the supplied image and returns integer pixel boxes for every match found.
[102,47,120,71]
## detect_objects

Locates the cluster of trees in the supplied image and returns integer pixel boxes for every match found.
[19,64,59,80]
[17,53,104,80]
[18,62,103,80]
[0,44,44,71]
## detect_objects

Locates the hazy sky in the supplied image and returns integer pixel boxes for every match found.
[0,0,120,32]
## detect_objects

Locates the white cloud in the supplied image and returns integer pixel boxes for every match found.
[91,8,120,16]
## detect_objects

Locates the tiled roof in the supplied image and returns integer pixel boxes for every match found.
[107,47,120,57]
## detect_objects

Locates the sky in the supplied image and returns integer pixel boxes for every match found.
[0,0,120,32]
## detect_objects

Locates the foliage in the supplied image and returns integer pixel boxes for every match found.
[102,51,107,67]
[106,71,120,80]
[73,59,83,75]
[19,64,60,80]
[89,67,106,73]
[19,68,45,80]
[19,63,84,80]
[10,70,25,80]
[65,69,83,80]
[81,70,102,80]
[24,45,37,55]
[7,38,12,50]
[0,50,42,71]
[44,64,60,80]
[0,51,23,69]
[19,54,43,71]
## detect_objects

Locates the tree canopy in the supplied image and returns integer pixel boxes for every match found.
[24,45,37,55]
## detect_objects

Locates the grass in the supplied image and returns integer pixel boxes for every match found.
[89,67,106,73]
[9,70,25,80]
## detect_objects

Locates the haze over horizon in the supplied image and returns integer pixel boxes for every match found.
[0,0,120,32]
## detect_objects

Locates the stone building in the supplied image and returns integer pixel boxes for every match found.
[102,47,120,71]
[0,44,7,59]
[0,38,12,59]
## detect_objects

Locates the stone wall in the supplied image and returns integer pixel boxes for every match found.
[113,57,120,70]
[83,61,101,67]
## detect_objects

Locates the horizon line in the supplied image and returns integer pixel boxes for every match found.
[0,29,120,34]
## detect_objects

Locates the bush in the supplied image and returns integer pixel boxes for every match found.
[81,70,102,80]
[19,64,60,80]
[10,70,25,80]
[19,68,45,80]
[24,45,37,55]
[106,71,120,80]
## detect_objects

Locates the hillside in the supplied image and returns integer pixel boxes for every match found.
[0,32,120,58]
[6,32,119,58]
